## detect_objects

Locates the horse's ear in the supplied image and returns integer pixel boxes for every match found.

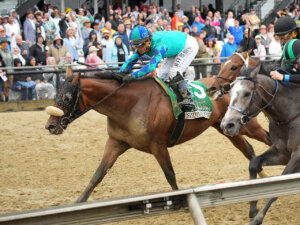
[72,71,81,85]
[236,47,243,53]
[66,66,73,78]
[250,64,261,78]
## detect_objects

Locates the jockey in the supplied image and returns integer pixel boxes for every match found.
[120,26,199,109]
[274,16,300,45]
[270,39,300,83]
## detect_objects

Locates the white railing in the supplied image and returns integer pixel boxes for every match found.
[0,173,300,225]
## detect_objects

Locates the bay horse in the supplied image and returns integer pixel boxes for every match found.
[220,64,300,225]
[206,50,281,100]
[45,70,270,203]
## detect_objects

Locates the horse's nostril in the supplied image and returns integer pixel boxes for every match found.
[47,124,56,130]
[225,123,235,130]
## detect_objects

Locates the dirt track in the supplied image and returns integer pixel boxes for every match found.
[0,110,299,225]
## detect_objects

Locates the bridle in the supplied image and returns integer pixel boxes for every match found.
[228,76,279,125]
[213,52,250,98]
[57,77,125,128]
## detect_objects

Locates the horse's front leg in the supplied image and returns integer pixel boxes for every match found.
[248,145,289,220]
[250,148,300,225]
[241,117,271,146]
[76,137,130,203]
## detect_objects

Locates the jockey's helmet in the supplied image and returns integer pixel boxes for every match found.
[275,17,297,37]
[129,26,152,48]
[283,39,300,66]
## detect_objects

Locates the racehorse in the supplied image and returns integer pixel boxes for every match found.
[220,64,300,225]
[45,69,270,203]
[206,50,281,100]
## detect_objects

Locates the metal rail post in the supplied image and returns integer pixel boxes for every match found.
[187,194,207,225]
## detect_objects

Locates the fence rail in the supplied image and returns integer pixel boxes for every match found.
[1,173,300,225]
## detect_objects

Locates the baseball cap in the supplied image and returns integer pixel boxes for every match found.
[255,35,261,39]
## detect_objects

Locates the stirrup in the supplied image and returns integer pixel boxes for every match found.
[178,98,196,110]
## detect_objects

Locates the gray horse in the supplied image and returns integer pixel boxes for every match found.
[220,64,300,225]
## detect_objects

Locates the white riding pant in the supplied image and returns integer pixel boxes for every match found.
[157,35,199,81]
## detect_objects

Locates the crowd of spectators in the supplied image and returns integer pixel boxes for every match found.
[0,1,299,102]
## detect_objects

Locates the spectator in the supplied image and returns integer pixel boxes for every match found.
[16,35,29,61]
[146,7,159,24]
[190,25,199,37]
[213,11,225,41]
[176,4,184,18]
[107,35,129,67]
[181,16,191,30]
[225,11,235,28]
[239,13,248,26]
[29,35,47,65]
[111,12,121,31]
[132,5,140,19]
[158,6,167,20]
[267,23,275,42]
[115,23,129,53]
[176,22,184,32]
[0,54,5,101]
[6,16,20,46]
[183,26,190,34]
[156,18,164,31]
[23,11,36,46]
[69,12,83,44]
[257,24,272,55]
[269,34,282,60]
[248,9,260,37]
[42,56,59,89]
[253,35,266,60]
[0,39,13,101]
[11,58,36,100]
[0,27,11,51]
[10,9,21,31]
[187,6,198,26]
[194,30,208,79]
[83,30,101,58]
[81,19,93,43]
[63,27,82,61]
[225,18,249,46]
[35,12,46,41]
[47,34,69,64]
[50,8,61,36]
[239,29,257,56]
[92,19,102,42]
[124,20,132,39]
[191,16,205,34]
[171,11,181,31]
[12,45,26,66]
[86,45,105,68]
[205,35,219,77]
[100,30,113,62]
[102,21,116,39]
[59,12,72,38]
[42,12,56,45]
[220,35,238,62]
[202,17,218,40]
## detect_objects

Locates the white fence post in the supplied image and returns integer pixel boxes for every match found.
[187,193,208,225]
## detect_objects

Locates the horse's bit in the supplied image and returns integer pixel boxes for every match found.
[228,76,279,125]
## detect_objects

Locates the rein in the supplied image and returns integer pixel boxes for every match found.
[228,76,279,124]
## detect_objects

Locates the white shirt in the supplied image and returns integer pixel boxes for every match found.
[6,23,20,45]
[269,40,282,60]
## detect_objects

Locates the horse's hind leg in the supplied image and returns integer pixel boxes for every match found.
[248,145,289,220]
[152,144,178,190]
[76,137,130,203]
[242,117,271,146]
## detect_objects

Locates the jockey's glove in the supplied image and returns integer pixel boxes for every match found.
[122,73,134,83]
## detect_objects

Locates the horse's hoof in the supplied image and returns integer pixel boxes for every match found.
[249,209,259,219]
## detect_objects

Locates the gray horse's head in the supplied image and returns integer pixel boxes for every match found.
[220,64,262,136]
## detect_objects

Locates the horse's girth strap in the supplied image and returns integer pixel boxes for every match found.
[167,112,185,147]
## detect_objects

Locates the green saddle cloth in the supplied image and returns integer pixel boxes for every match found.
[154,77,213,119]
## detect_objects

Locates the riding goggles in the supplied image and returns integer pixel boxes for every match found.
[132,42,145,49]
[276,32,292,41]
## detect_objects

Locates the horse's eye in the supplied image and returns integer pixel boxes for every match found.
[244,92,251,97]
[63,93,72,104]
[231,66,238,71]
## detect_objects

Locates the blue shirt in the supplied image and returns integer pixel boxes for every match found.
[220,42,238,62]
[191,21,205,33]
[120,31,187,78]
[228,25,245,45]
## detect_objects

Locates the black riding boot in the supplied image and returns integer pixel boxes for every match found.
[170,72,195,110]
